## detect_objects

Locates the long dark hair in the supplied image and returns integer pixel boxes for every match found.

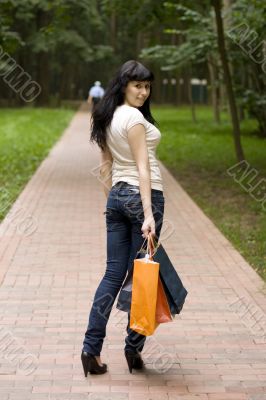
[90,60,156,150]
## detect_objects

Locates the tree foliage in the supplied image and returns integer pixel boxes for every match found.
[0,0,264,138]
[226,0,266,136]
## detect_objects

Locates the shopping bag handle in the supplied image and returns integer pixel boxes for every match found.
[138,233,160,260]
[148,234,159,259]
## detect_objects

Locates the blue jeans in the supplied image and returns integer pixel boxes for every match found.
[82,181,165,355]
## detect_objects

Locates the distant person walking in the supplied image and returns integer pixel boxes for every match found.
[87,81,104,110]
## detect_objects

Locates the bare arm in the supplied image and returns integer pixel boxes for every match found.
[99,147,113,198]
[127,124,155,238]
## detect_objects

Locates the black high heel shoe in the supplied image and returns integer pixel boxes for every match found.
[124,350,144,373]
[81,351,107,376]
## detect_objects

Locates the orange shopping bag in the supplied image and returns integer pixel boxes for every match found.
[130,235,172,336]
[150,234,172,324]
[156,276,173,323]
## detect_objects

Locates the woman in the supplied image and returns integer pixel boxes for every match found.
[81,60,165,376]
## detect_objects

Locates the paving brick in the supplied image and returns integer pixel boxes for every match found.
[207,394,248,399]
[168,395,208,400]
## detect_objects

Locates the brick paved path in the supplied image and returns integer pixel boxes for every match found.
[0,107,265,400]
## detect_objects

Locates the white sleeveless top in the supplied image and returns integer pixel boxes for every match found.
[106,104,163,191]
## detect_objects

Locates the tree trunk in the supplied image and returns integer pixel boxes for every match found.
[177,74,182,106]
[175,70,181,106]
[182,69,190,104]
[238,105,245,122]
[208,56,220,123]
[187,69,197,123]
[35,9,51,106]
[136,31,142,56]
[36,52,50,106]
[153,63,162,104]
[250,64,266,137]
[59,63,73,99]
[212,0,245,161]
[152,28,162,104]
[110,11,117,53]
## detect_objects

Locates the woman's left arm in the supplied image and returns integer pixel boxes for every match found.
[99,146,113,198]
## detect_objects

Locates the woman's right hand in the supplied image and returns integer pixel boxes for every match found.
[141,215,156,239]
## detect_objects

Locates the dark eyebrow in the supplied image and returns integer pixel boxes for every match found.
[135,81,150,84]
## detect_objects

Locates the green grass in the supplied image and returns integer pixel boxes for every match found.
[153,105,266,282]
[0,108,75,221]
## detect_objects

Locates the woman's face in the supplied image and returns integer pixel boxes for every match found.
[123,80,151,108]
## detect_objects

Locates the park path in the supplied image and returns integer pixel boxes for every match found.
[0,105,265,400]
